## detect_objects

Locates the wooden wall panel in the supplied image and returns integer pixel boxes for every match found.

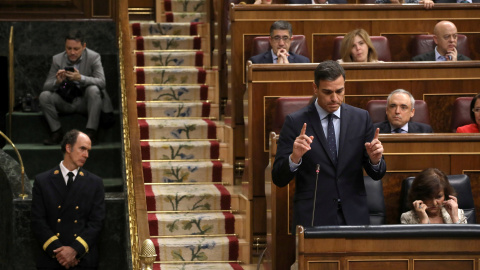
[413,260,474,270]
[297,228,480,270]
[0,0,116,20]
[348,260,408,270]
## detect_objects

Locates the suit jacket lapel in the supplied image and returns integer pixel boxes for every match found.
[287,53,294,63]
[306,103,337,166]
[264,51,273,63]
[337,104,348,170]
[51,166,68,200]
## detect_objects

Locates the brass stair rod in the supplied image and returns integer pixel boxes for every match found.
[8,26,14,139]
[0,131,27,199]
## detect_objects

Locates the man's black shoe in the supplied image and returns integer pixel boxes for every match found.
[43,129,63,145]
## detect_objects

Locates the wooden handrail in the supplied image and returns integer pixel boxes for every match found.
[117,0,149,269]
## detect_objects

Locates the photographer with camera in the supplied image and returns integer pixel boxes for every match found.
[40,30,113,145]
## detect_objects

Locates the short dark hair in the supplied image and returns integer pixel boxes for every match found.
[469,93,480,123]
[61,129,81,153]
[314,60,346,87]
[407,168,456,210]
[270,20,293,37]
[65,30,85,45]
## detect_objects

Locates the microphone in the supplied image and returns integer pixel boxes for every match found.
[311,164,320,227]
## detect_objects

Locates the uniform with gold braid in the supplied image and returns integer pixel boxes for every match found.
[31,166,105,268]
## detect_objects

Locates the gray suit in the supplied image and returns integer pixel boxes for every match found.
[40,48,113,132]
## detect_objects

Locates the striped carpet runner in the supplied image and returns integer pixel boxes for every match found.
[130,0,244,268]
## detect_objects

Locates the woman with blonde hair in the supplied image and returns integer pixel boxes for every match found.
[338,29,379,63]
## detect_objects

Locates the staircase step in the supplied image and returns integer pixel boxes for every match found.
[3,143,122,179]
[7,111,121,144]
[134,51,208,67]
[148,212,235,236]
[160,0,206,12]
[145,184,231,212]
[142,161,233,184]
[137,101,219,119]
[131,22,206,37]
[134,68,217,86]
[135,85,217,103]
[153,263,243,270]
[131,36,208,51]
[160,12,206,23]
[141,141,228,161]
[103,177,124,192]
[151,236,238,261]
[138,119,224,140]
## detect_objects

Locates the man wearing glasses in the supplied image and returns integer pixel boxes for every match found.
[412,21,471,61]
[249,20,310,64]
[374,89,433,133]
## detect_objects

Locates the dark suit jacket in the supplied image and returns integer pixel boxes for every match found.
[272,103,386,232]
[288,0,347,3]
[249,50,310,64]
[412,50,471,61]
[31,166,105,268]
[374,120,433,133]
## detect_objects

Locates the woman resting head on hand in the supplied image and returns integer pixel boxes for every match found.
[401,168,467,224]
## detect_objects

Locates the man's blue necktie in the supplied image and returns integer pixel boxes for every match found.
[327,114,337,165]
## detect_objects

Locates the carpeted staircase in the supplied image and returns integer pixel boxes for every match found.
[129,0,248,268]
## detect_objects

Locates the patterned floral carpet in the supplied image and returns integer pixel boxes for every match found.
[130,0,244,268]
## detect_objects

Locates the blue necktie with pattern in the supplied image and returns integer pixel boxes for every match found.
[327,114,337,165]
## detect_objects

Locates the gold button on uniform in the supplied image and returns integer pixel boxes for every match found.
[75,206,79,210]
[57,219,61,223]
[58,205,61,209]
[74,234,77,237]
[56,233,60,237]
[74,220,78,223]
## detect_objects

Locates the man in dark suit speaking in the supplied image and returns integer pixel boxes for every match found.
[374,89,433,133]
[272,61,386,232]
[31,129,105,269]
[249,20,310,64]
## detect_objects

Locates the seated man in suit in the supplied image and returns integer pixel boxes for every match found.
[374,89,433,133]
[249,20,310,64]
[412,21,471,61]
[40,30,114,145]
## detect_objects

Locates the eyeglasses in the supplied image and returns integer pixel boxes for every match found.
[472,108,480,113]
[271,36,291,42]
